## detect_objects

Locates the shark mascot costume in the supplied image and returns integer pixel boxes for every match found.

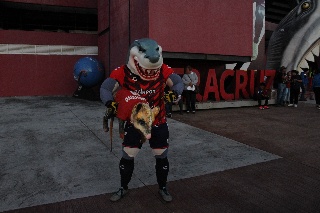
[100,38,183,202]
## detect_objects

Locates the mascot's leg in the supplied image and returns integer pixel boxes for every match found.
[110,124,142,202]
[150,123,173,202]
[155,152,170,190]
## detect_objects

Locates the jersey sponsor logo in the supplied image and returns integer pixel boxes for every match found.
[124,93,147,103]
[134,88,156,95]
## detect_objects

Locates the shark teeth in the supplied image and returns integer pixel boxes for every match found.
[305,51,315,62]
[134,59,161,80]
[312,45,319,56]
[297,40,320,72]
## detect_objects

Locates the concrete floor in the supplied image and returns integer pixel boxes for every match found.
[0,96,280,212]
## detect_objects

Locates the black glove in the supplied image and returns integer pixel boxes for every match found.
[164,91,176,103]
[105,100,118,119]
[169,91,177,102]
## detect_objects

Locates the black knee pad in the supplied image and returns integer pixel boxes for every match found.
[119,158,134,189]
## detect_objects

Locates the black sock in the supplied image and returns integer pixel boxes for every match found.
[119,157,134,190]
[155,157,169,189]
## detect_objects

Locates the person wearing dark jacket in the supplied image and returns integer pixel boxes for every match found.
[312,70,320,109]
[288,70,302,107]
[299,70,309,101]
[256,82,270,110]
[275,66,287,106]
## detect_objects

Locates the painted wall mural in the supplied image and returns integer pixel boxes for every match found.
[227,0,265,71]
[266,0,320,73]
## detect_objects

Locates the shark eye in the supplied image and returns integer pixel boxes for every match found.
[156,47,159,51]
[301,2,310,10]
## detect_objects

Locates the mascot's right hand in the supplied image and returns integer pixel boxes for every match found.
[105,101,118,119]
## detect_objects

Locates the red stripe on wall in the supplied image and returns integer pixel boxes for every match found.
[0,30,98,46]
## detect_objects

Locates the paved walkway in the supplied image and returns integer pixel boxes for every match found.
[1,97,320,213]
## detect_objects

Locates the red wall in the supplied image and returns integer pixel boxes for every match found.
[97,0,109,76]
[1,0,256,97]
[98,33,110,76]
[109,0,130,72]
[98,0,109,34]
[106,0,152,71]
[99,0,253,78]
[129,0,149,41]
[99,0,254,87]
[148,0,253,56]
[0,30,98,97]
[0,55,83,96]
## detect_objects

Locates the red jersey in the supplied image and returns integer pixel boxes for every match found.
[114,89,148,121]
[110,64,173,125]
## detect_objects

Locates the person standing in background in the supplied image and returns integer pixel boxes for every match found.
[312,70,320,109]
[299,70,309,101]
[256,82,270,110]
[284,71,291,105]
[182,66,198,114]
[288,70,302,107]
[275,66,287,106]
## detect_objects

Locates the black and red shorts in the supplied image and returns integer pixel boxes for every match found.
[123,122,169,149]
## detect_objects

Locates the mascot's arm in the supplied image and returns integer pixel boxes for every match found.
[100,78,119,105]
[168,73,183,95]
[167,73,184,103]
[100,78,120,119]
[100,66,125,105]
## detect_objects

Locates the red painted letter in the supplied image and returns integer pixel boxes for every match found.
[220,69,235,100]
[203,69,220,101]
[193,69,203,101]
[235,70,249,100]
[264,70,276,89]
[247,70,256,97]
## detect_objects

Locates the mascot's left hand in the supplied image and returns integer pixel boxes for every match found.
[103,101,117,132]
[105,101,118,119]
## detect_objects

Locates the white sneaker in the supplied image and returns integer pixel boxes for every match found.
[288,104,294,107]
[294,104,298,107]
